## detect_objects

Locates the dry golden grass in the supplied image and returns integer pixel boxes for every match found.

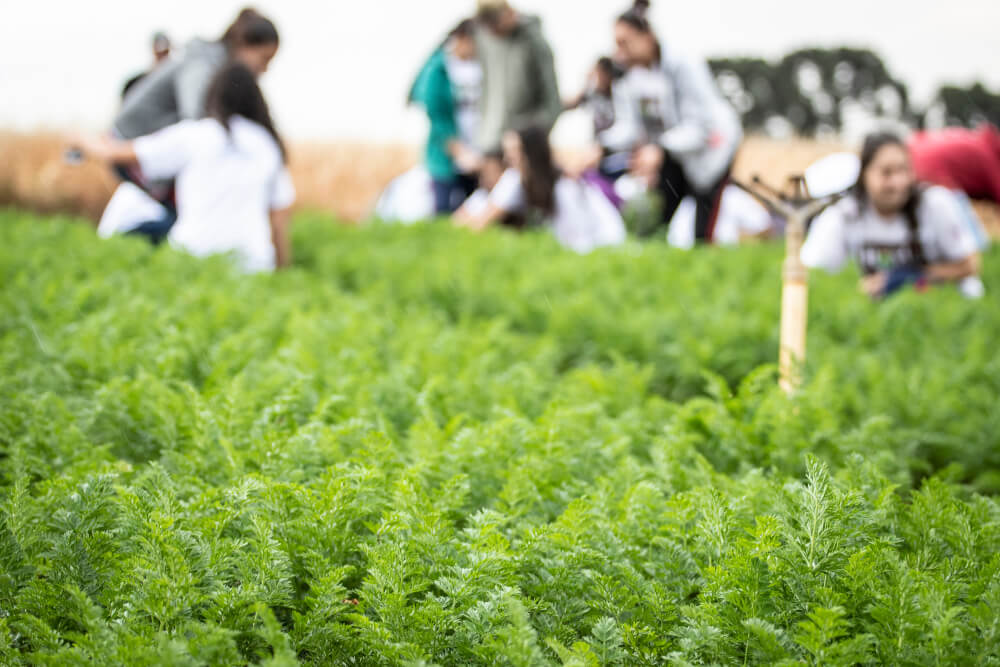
[1,130,997,237]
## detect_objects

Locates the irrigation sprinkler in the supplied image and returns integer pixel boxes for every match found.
[732,173,845,394]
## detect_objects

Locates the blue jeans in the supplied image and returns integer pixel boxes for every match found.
[113,164,177,245]
[432,173,478,214]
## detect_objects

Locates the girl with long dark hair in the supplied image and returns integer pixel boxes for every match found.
[74,62,295,273]
[600,0,742,242]
[104,9,281,242]
[802,132,984,299]
[454,127,626,253]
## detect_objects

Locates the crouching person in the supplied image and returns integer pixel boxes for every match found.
[72,63,295,273]
[802,132,984,300]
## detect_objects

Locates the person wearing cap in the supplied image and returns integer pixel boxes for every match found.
[121,32,173,99]
[474,0,562,153]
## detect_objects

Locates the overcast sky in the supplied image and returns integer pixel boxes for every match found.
[2,0,998,143]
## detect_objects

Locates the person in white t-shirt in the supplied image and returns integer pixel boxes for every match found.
[454,127,626,254]
[802,132,984,300]
[73,62,295,273]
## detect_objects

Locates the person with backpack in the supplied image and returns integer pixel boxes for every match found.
[409,19,483,214]
[473,0,562,153]
[802,132,984,299]
[108,8,282,243]
[602,0,742,241]
[73,62,295,273]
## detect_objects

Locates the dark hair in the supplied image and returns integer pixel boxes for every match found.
[854,131,924,262]
[617,0,652,31]
[205,61,287,162]
[616,1,662,63]
[221,8,279,51]
[596,56,626,82]
[515,126,560,216]
[450,19,476,39]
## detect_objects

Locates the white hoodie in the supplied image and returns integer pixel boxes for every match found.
[600,45,743,193]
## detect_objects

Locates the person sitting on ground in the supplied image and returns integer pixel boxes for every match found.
[473,0,562,153]
[409,19,484,214]
[73,62,295,273]
[122,32,172,99]
[802,132,984,300]
[454,127,626,253]
[109,8,281,243]
[597,0,743,242]
[455,150,517,223]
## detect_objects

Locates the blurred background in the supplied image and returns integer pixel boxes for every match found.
[2,0,998,222]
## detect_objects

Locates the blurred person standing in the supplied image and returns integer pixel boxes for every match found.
[410,20,484,214]
[474,0,562,152]
[604,0,742,242]
[76,63,295,273]
[122,32,172,99]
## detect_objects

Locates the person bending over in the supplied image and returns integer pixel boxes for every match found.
[110,8,282,242]
[74,63,295,273]
[599,0,743,241]
[802,132,984,300]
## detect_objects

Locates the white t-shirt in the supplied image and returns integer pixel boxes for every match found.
[488,169,626,254]
[667,185,772,249]
[446,56,483,149]
[801,186,978,275]
[134,115,295,273]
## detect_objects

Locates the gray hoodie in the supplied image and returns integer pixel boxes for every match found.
[114,39,228,139]
[475,15,562,152]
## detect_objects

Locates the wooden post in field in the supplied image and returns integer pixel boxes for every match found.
[733,175,842,395]
[778,179,810,394]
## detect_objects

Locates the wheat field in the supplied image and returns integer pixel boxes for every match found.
[1,131,997,235]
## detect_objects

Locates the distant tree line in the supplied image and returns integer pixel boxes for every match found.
[707,48,1000,136]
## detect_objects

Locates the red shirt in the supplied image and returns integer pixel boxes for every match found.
[908,125,1000,203]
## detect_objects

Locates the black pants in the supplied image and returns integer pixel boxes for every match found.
[655,153,728,243]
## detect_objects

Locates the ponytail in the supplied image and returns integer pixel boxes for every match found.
[221,8,279,52]
[617,0,662,63]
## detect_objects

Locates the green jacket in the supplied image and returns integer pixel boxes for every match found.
[410,48,459,180]
[475,15,562,152]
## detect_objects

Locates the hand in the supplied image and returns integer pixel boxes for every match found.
[860,272,888,299]
[68,133,111,160]
[564,143,603,179]
[450,142,483,174]
[631,144,664,189]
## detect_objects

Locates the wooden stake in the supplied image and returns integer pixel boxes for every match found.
[732,176,841,396]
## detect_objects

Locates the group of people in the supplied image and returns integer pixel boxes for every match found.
[400,0,991,298]
[400,0,746,252]
[75,2,993,300]
[75,9,293,273]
